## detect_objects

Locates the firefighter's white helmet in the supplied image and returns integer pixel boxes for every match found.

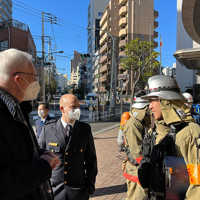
[142,75,185,100]
[132,97,149,109]
[182,92,193,103]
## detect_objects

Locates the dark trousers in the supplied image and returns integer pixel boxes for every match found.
[53,183,89,200]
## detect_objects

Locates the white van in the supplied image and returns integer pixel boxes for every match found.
[85,93,98,110]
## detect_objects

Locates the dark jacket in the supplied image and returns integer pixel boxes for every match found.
[39,119,98,195]
[0,89,52,200]
[35,115,53,139]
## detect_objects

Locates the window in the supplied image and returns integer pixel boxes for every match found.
[0,40,8,51]
[98,12,103,17]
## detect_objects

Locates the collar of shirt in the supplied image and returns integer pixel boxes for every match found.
[41,117,47,123]
[61,118,74,129]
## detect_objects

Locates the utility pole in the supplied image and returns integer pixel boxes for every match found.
[41,11,58,102]
[109,35,118,116]
[42,12,45,102]
[87,27,118,116]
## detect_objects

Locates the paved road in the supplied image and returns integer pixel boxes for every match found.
[89,122,119,134]
[90,127,127,200]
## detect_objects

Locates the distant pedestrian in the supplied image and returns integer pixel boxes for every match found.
[35,102,53,139]
[39,94,98,200]
[0,48,60,200]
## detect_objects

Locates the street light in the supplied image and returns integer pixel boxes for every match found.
[87,26,118,116]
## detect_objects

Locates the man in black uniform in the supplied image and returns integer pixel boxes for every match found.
[39,94,98,200]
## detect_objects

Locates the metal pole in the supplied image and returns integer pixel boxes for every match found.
[160,35,162,74]
[42,12,45,102]
[87,27,117,117]
[108,34,117,117]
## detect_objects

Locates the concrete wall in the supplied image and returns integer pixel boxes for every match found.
[176,0,195,92]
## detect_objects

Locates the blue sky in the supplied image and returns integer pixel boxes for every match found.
[13,0,177,79]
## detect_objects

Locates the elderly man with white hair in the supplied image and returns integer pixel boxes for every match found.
[0,48,60,200]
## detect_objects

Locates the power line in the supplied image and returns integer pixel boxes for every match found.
[13,0,87,34]
[13,0,42,14]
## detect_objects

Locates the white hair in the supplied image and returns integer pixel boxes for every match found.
[0,48,33,82]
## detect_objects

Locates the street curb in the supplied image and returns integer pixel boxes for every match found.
[93,124,119,136]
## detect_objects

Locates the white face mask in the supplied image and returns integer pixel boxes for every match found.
[23,81,40,101]
[68,108,81,121]
[38,110,45,118]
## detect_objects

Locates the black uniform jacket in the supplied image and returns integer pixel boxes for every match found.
[0,89,52,200]
[39,119,98,194]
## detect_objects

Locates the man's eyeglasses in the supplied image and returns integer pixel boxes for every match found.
[13,72,39,79]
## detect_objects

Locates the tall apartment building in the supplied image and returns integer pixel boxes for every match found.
[98,0,120,98]
[87,0,109,93]
[0,0,12,22]
[98,0,158,98]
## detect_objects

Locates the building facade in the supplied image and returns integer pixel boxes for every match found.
[162,63,176,78]
[98,0,158,99]
[0,19,36,55]
[70,50,88,97]
[0,0,12,22]
[87,0,109,92]
[176,0,197,92]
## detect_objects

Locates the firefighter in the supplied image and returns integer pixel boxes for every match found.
[122,97,150,200]
[140,75,200,200]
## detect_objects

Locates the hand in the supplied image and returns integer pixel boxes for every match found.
[40,151,61,169]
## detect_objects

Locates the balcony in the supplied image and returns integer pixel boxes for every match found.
[153,31,158,38]
[100,43,107,55]
[100,33,108,45]
[119,17,127,27]
[100,55,107,64]
[119,39,127,49]
[101,21,108,34]
[154,21,158,29]
[174,48,200,70]
[100,64,108,73]
[154,10,158,19]
[100,10,108,27]
[119,28,127,37]
[119,6,127,17]
[119,0,128,6]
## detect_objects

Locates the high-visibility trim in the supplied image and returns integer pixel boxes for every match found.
[135,156,143,164]
[186,164,200,184]
[123,172,139,183]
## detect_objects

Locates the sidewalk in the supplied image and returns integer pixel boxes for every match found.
[90,127,127,200]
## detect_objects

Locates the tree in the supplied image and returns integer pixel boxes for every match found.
[120,38,160,106]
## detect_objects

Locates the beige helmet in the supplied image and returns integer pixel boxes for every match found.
[142,75,185,100]
[132,97,149,109]
[182,92,193,103]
